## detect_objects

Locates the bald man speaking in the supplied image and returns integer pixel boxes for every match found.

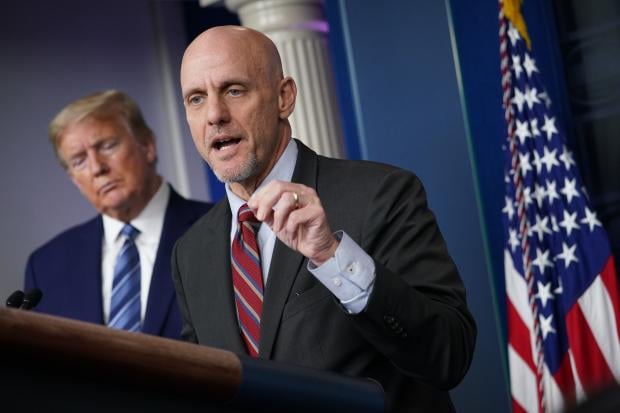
[172,26,476,413]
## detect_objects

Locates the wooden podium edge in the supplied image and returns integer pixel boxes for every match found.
[0,307,241,400]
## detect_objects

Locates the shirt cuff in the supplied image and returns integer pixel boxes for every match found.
[307,231,376,314]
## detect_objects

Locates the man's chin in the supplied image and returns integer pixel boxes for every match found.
[213,168,254,184]
[98,196,133,219]
[211,158,258,184]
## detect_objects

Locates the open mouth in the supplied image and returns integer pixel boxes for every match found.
[213,137,241,150]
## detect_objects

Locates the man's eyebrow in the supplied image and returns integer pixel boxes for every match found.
[221,78,251,87]
[67,149,85,159]
[67,136,115,154]
[182,87,203,101]
[93,136,117,146]
[183,78,252,99]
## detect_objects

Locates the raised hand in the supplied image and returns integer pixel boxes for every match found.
[248,180,338,265]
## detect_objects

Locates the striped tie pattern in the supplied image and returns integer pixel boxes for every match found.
[108,224,141,332]
[231,203,264,357]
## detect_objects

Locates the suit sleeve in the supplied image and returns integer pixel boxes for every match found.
[171,241,199,343]
[348,169,477,390]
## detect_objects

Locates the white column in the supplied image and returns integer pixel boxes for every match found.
[202,0,345,158]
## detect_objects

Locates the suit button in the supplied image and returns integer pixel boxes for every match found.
[401,332,408,339]
[394,326,403,334]
[383,315,395,324]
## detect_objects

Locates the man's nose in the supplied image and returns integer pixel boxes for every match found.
[207,96,230,127]
[88,151,108,176]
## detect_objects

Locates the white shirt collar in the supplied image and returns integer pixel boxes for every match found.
[102,181,169,246]
[226,138,298,216]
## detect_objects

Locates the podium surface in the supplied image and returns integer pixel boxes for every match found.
[0,308,384,412]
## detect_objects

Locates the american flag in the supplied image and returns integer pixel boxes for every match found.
[499,1,620,412]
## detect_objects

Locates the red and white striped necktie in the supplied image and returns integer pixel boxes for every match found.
[231,203,264,357]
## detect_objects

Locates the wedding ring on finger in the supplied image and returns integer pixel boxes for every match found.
[292,191,299,209]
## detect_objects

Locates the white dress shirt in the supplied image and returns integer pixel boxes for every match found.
[101,182,169,322]
[225,139,375,314]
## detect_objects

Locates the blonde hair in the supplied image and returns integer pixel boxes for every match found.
[49,90,153,167]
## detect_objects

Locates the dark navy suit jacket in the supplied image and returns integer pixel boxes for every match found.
[25,186,211,339]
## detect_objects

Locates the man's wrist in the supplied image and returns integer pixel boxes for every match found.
[310,237,339,266]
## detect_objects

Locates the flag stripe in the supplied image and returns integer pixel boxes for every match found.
[599,257,620,344]
[512,399,528,413]
[505,250,534,330]
[508,297,536,372]
[565,301,615,394]
[551,352,576,407]
[576,272,620,380]
[567,350,585,402]
[542,362,565,412]
[509,344,539,413]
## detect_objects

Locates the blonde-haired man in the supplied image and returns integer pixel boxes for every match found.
[25,90,211,338]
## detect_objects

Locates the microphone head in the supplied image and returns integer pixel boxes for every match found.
[6,290,25,308]
[21,288,43,310]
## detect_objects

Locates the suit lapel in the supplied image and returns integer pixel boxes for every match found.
[71,217,104,324]
[193,200,246,354]
[259,140,318,358]
[142,188,182,335]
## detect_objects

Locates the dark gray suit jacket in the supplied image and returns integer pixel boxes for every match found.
[172,140,476,412]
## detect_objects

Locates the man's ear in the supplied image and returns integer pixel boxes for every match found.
[278,76,297,119]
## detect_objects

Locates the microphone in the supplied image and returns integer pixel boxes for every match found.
[21,288,43,310]
[6,290,25,308]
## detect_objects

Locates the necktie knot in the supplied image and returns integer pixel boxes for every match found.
[238,204,259,225]
[121,224,140,241]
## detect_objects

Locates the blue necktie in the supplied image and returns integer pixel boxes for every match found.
[109,224,141,332]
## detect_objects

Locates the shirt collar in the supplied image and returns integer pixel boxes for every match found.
[226,138,298,217]
[102,181,169,246]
